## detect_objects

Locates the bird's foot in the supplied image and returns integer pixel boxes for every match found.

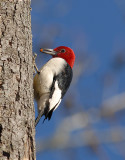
[33,53,40,74]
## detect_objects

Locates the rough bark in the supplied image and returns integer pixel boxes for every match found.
[0,0,35,160]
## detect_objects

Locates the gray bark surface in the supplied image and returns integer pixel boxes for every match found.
[0,0,35,160]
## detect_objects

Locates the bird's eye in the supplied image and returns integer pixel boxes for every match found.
[61,49,65,53]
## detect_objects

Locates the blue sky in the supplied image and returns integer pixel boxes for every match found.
[31,0,125,159]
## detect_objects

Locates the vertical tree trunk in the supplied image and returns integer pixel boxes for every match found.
[0,0,35,160]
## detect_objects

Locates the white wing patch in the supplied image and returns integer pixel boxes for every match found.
[49,81,62,111]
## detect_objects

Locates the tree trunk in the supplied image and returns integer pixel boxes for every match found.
[0,0,35,160]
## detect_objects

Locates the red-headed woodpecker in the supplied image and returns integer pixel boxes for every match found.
[33,46,75,126]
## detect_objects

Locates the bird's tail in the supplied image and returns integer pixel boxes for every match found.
[35,110,44,127]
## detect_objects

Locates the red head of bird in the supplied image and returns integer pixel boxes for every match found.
[40,46,75,68]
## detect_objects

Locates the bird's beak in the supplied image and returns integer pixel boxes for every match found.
[40,48,57,55]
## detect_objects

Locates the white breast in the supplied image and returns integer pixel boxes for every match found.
[33,58,66,99]
[42,58,66,75]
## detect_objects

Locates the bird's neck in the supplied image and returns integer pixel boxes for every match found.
[53,56,75,68]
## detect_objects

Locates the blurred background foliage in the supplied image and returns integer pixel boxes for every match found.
[31,0,125,160]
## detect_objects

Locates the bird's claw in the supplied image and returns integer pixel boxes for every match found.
[33,53,40,74]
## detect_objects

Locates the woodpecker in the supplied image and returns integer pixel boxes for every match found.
[33,46,75,126]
